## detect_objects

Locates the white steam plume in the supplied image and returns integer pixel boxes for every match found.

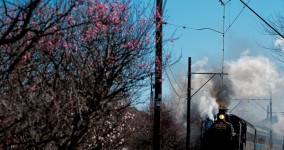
[226,53,283,98]
[170,53,284,126]
[198,92,218,120]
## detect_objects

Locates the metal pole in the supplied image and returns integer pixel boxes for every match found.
[221,1,225,86]
[153,0,162,149]
[270,92,273,141]
[186,57,191,150]
[270,92,272,126]
[267,105,269,119]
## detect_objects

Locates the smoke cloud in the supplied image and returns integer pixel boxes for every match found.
[170,52,284,130]
[210,76,234,109]
[225,52,283,98]
[272,113,284,135]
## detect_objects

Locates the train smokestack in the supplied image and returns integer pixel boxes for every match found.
[218,108,228,114]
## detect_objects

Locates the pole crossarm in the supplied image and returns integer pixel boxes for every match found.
[231,98,271,115]
[191,72,228,75]
[232,98,270,101]
[232,99,270,110]
[190,72,228,98]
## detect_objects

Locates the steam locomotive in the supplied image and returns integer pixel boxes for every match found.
[200,109,278,150]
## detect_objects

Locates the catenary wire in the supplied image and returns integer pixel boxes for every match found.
[169,66,184,90]
[225,0,251,33]
[163,0,252,35]
[165,69,187,98]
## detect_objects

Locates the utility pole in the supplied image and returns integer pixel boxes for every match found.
[186,57,191,150]
[267,105,269,119]
[187,57,228,150]
[150,73,154,116]
[153,0,162,149]
[270,92,272,126]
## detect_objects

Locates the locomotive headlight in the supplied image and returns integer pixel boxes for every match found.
[218,114,225,120]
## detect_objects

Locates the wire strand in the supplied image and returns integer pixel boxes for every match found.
[169,67,184,90]
[165,69,187,98]
[225,0,251,33]
[163,0,251,35]
[162,22,223,34]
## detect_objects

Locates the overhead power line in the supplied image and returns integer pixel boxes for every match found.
[169,66,184,91]
[225,0,251,33]
[165,69,187,98]
[162,21,223,34]
[163,0,251,35]
[239,0,284,39]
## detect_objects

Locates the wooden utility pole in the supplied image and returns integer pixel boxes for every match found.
[150,73,154,116]
[186,57,191,150]
[153,0,162,149]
